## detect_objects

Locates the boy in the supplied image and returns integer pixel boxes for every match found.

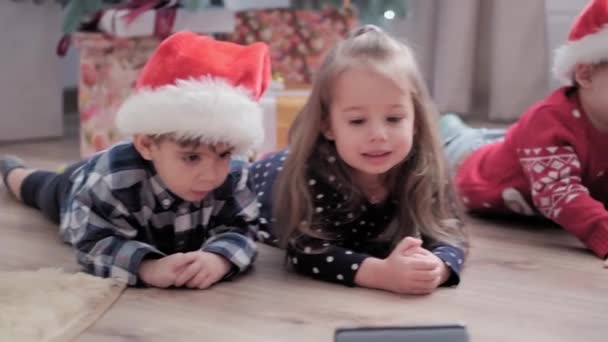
[440,0,608,267]
[0,31,271,287]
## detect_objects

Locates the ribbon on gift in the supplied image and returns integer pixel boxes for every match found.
[57,0,179,56]
[117,0,178,38]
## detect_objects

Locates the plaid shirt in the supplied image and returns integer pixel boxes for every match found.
[59,142,259,286]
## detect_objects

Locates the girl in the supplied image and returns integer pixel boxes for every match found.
[251,25,468,295]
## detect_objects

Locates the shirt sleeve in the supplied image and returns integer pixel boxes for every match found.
[514,110,608,258]
[62,175,164,286]
[248,150,288,246]
[202,163,259,278]
[287,235,369,286]
[430,244,465,287]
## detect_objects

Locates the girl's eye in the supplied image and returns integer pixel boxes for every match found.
[349,119,365,125]
[387,116,404,123]
[183,155,200,163]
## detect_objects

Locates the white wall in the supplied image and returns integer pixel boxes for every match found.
[545,0,588,88]
[0,1,64,141]
[63,46,80,90]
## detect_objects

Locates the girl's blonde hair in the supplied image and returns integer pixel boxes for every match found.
[274,25,468,252]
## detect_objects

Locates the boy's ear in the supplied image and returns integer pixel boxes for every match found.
[133,134,155,160]
[574,63,595,88]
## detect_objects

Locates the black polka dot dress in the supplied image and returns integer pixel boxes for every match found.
[250,149,465,287]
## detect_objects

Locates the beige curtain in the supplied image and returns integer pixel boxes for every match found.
[395,0,550,122]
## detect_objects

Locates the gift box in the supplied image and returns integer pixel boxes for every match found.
[220,6,357,86]
[74,33,161,157]
[98,7,235,38]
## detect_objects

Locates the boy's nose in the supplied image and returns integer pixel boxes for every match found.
[196,165,216,182]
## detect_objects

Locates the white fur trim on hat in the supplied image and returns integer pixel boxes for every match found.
[553,24,608,86]
[115,77,264,155]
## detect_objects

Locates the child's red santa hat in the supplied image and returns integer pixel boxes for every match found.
[553,0,608,85]
[115,31,270,154]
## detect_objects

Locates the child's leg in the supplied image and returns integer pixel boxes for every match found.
[1,156,85,224]
[0,156,30,200]
[439,113,506,173]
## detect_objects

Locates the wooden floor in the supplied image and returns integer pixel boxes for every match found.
[1,122,607,342]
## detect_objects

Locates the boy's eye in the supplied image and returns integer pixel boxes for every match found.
[387,116,404,123]
[182,154,201,163]
[349,119,365,125]
[219,151,232,159]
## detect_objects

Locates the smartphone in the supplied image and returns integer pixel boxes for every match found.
[334,325,469,342]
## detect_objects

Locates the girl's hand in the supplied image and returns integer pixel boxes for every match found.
[385,238,446,295]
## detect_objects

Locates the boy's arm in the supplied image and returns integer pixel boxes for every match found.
[514,111,608,258]
[201,164,258,278]
[63,179,165,286]
[518,144,608,258]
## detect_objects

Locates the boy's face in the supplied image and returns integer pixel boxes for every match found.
[135,135,233,202]
[577,63,608,132]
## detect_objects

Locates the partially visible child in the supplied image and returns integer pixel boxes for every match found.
[251,25,468,295]
[0,31,271,287]
[439,0,608,266]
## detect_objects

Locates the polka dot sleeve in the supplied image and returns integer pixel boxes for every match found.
[249,150,288,246]
[431,244,465,286]
[287,237,369,286]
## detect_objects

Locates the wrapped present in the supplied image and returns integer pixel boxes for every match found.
[98,7,235,38]
[220,6,357,87]
[222,0,290,11]
[74,33,161,157]
[255,88,308,155]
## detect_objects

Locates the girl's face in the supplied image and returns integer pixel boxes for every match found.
[325,67,415,182]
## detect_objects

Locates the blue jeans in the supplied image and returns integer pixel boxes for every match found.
[439,113,506,173]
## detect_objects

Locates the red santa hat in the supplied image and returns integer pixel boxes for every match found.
[553,0,608,85]
[115,31,271,154]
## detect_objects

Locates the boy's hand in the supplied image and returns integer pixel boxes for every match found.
[174,251,232,289]
[138,253,196,288]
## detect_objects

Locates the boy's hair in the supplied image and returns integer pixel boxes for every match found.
[115,32,271,156]
[274,26,468,251]
[149,133,227,150]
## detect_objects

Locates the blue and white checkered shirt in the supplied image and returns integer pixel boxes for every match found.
[59,142,259,286]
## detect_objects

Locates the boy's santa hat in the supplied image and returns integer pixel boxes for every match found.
[116,31,270,154]
[553,0,608,85]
